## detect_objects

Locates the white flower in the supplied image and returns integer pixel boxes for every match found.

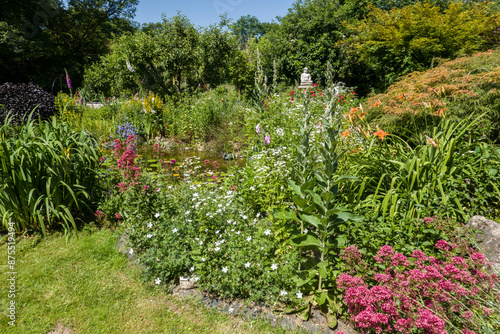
[218,204,223,208]
[214,247,220,252]
[199,241,203,245]
[236,231,241,235]
[201,258,206,262]
[241,215,248,220]
[296,291,303,299]
[276,128,284,136]
[185,211,190,215]
[245,262,251,268]
[215,230,220,234]
[155,278,161,285]
[256,213,261,218]
[172,228,178,233]
[190,266,194,272]
[129,248,134,255]
[246,236,252,242]
[280,290,288,296]
[155,213,160,218]
[264,229,271,236]
[222,267,228,273]
[147,222,153,228]
[229,306,234,313]
[303,228,308,233]
[249,186,255,191]
[147,234,153,238]
[187,219,192,222]
[271,263,277,270]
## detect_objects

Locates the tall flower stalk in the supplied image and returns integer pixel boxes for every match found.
[275,85,362,327]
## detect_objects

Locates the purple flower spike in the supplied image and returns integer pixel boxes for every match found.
[65,69,72,90]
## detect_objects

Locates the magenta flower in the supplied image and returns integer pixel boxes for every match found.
[65,69,72,90]
[256,124,261,135]
[264,134,271,145]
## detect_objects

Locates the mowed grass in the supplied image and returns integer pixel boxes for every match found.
[0,227,297,334]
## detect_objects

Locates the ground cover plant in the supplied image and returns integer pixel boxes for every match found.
[0,228,299,334]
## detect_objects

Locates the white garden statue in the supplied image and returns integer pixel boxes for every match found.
[298,67,313,88]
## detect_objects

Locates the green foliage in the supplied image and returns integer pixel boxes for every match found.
[336,117,500,257]
[343,2,500,92]
[363,48,500,143]
[84,14,237,97]
[0,0,138,90]
[0,115,102,236]
[274,88,363,322]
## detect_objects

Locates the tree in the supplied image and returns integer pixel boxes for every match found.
[231,15,270,46]
[0,0,138,91]
[84,14,237,97]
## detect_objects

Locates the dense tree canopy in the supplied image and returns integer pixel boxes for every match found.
[84,15,237,97]
[0,0,138,91]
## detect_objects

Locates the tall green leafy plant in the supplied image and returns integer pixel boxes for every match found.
[275,89,362,326]
[0,114,102,236]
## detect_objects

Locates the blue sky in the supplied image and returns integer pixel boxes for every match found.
[133,0,295,28]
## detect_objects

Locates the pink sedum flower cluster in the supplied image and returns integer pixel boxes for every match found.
[337,242,498,334]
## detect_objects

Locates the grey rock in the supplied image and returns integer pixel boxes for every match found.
[208,298,221,308]
[281,316,297,331]
[336,319,358,334]
[302,321,321,333]
[465,215,500,271]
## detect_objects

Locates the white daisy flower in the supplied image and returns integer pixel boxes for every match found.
[155,278,161,285]
[271,263,278,270]
[222,267,228,273]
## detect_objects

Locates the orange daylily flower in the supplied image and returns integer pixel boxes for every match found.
[373,99,382,108]
[433,108,447,117]
[341,130,350,138]
[373,127,389,140]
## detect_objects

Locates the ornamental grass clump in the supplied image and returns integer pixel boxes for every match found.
[338,243,500,334]
[0,115,102,235]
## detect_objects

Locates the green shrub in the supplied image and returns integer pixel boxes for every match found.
[0,116,102,235]
[343,2,500,93]
[363,49,500,143]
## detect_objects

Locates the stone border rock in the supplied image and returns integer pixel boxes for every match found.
[118,231,357,334]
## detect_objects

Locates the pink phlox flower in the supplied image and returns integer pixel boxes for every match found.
[374,273,392,283]
[391,252,409,267]
[450,256,468,269]
[374,245,395,263]
[470,252,486,264]
[337,273,367,290]
[411,249,428,261]
[435,239,451,251]
[416,308,446,334]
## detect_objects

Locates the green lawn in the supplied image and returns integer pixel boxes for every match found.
[0,227,296,334]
